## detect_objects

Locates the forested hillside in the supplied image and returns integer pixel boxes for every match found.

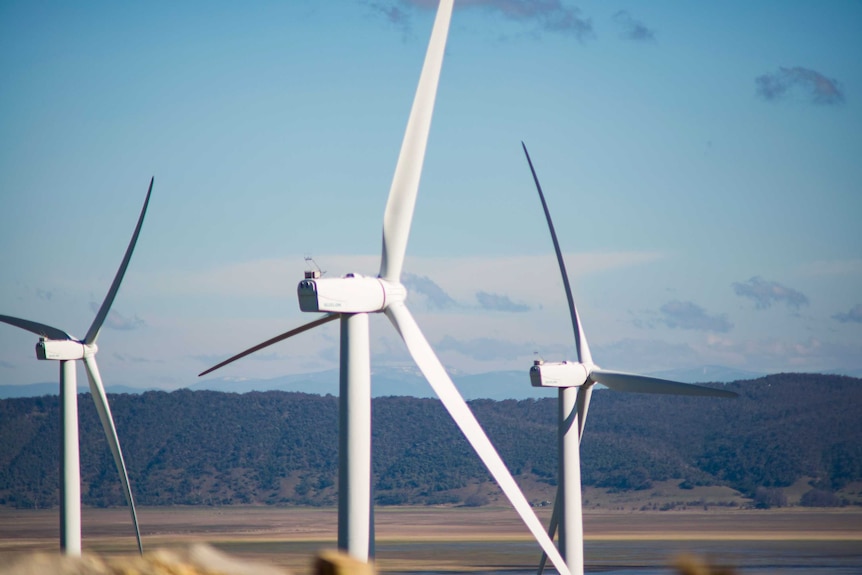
[1,373,859,509]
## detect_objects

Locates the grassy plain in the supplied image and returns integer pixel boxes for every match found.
[1,505,860,574]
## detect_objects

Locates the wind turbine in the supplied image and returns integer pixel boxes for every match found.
[199,2,571,572]
[521,143,737,575]
[0,178,152,556]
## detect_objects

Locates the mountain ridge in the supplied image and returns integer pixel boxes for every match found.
[1,373,859,510]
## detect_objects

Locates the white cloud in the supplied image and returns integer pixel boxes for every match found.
[138,251,665,304]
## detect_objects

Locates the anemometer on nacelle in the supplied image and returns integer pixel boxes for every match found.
[303,257,324,280]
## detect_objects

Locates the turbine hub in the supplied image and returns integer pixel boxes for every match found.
[529,361,589,388]
[297,274,406,313]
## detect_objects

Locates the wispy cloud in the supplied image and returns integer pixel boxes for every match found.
[756,66,845,105]
[436,335,532,361]
[659,300,733,333]
[35,289,54,301]
[403,273,531,313]
[0,360,15,369]
[833,304,862,324]
[89,302,146,331]
[368,1,413,38]
[703,334,858,373]
[732,277,809,310]
[403,273,458,309]
[113,352,160,364]
[612,10,655,42]
[798,259,862,277]
[370,2,410,26]
[372,0,593,40]
[464,0,592,38]
[596,338,700,373]
[475,291,530,312]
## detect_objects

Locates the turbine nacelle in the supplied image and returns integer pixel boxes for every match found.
[297,274,406,314]
[530,360,591,388]
[35,339,94,361]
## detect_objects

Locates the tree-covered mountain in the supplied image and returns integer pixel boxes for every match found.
[1,373,859,509]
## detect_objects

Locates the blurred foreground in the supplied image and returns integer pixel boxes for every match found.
[0,545,732,575]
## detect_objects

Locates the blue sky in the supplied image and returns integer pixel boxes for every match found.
[1,0,860,391]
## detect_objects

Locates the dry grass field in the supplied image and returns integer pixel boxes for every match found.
[1,505,860,574]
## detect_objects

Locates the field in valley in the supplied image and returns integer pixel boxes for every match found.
[1,506,861,574]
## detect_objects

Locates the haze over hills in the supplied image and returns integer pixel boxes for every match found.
[1,373,860,510]
[5,365,861,400]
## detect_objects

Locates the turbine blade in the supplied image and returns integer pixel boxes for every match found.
[385,302,572,575]
[85,177,154,346]
[198,313,338,377]
[0,315,71,340]
[576,385,593,440]
[521,143,592,364]
[82,355,143,554]
[378,0,454,282]
[590,369,738,398]
[536,486,561,575]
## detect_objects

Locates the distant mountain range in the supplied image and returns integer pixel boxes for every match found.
[187,367,561,401]
[3,365,861,400]
[0,368,554,401]
[647,365,765,384]
[0,382,149,399]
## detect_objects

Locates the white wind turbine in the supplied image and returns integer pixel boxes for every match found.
[0,178,152,556]
[199,2,571,572]
[521,143,738,575]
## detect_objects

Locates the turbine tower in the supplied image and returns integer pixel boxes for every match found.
[521,143,738,575]
[0,178,153,556]
[199,3,571,573]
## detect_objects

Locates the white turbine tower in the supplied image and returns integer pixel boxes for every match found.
[199,3,572,572]
[0,178,152,556]
[521,143,738,575]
